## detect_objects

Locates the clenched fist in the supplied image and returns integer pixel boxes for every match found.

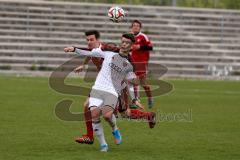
[64,47,75,52]
[131,44,140,51]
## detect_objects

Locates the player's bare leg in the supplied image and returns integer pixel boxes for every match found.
[140,75,154,108]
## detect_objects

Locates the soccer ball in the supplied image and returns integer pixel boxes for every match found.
[108,6,125,23]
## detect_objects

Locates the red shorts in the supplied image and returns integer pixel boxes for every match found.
[133,61,148,77]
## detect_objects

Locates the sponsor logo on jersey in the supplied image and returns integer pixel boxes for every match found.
[109,62,122,73]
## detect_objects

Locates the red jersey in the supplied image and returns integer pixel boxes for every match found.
[131,32,153,63]
[91,57,103,71]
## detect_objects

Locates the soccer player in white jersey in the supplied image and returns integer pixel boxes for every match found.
[64,33,136,152]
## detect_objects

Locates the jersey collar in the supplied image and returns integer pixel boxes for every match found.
[119,53,129,58]
[134,32,141,37]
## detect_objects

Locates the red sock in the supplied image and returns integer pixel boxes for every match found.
[84,106,93,138]
[143,85,152,100]
[130,109,151,120]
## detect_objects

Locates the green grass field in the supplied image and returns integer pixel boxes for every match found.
[0,76,240,160]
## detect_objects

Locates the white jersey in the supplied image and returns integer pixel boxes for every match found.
[75,48,136,97]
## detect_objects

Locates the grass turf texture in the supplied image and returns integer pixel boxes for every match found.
[0,76,240,160]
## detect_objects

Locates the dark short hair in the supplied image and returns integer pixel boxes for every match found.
[85,30,100,39]
[131,19,142,28]
[122,33,135,43]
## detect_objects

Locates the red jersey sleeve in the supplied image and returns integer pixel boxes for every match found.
[140,33,153,49]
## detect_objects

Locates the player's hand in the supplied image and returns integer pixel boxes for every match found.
[131,44,140,51]
[134,100,145,110]
[129,30,134,34]
[64,47,75,52]
[74,65,86,73]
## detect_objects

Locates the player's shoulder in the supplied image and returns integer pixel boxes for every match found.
[107,51,118,55]
[93,47,117,55]
[104,51,118,58]
[138,32,150,41]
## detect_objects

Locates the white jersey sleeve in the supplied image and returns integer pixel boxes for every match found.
[75,48,105,58]
[126,83,135,101]
[126,71,137,81]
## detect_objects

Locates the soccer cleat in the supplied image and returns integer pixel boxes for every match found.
[112,129,122,145]
[100,144,108,152]
[148,112,156,129]
[75,135,94,144]
[148,99,154,109]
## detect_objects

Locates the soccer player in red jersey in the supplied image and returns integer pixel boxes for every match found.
[74,30,102,144]
[130,20,154,108]
[74,30,103,73]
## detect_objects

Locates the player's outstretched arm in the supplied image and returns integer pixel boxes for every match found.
[64,47,104,58]
[64,46,75,52]
[64,46,92,56]
[134,100,145,110]
[126,83,144,110]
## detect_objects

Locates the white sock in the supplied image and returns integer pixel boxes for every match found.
[92,121,107,145]
[108,115,118,132]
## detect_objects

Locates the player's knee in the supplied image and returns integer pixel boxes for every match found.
[103,116,111,122]
[90,106,100,120]
[101,105,114,120]
[103,113,112,121]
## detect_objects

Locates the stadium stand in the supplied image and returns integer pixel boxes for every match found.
[0,0,239,80]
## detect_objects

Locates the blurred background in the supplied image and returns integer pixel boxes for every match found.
[0,0,239,80]
[51,0,240,10]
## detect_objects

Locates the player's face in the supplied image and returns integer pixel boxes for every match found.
[120,37,132,53]
[86,34,99,50]
[131,22,141,34]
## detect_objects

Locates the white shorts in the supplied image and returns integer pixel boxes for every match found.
[88,89,118,109]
